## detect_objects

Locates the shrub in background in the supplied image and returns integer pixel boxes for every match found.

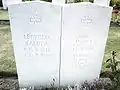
[110,0,120,9]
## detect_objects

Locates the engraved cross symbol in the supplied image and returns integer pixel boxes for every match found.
[29,15,42,24]
[81,16,93,24]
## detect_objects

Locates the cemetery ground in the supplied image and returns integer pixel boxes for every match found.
[0,10,120,89]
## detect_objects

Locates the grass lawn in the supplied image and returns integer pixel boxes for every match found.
[0,25,120,73]
[0,25,16,72]
[102,26,120,72]
[0,10,9,20]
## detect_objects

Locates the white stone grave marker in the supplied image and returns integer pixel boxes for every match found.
[60,2,112,86]
[8,1,61,87]
[8,0,113,88]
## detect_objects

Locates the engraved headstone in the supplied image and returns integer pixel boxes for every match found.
[8,1,61,87]
[8,0,113,88]
[60,2,112,85]
[2,0,22,9]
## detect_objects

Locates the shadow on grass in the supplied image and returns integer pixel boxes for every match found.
[0,71,18,78]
